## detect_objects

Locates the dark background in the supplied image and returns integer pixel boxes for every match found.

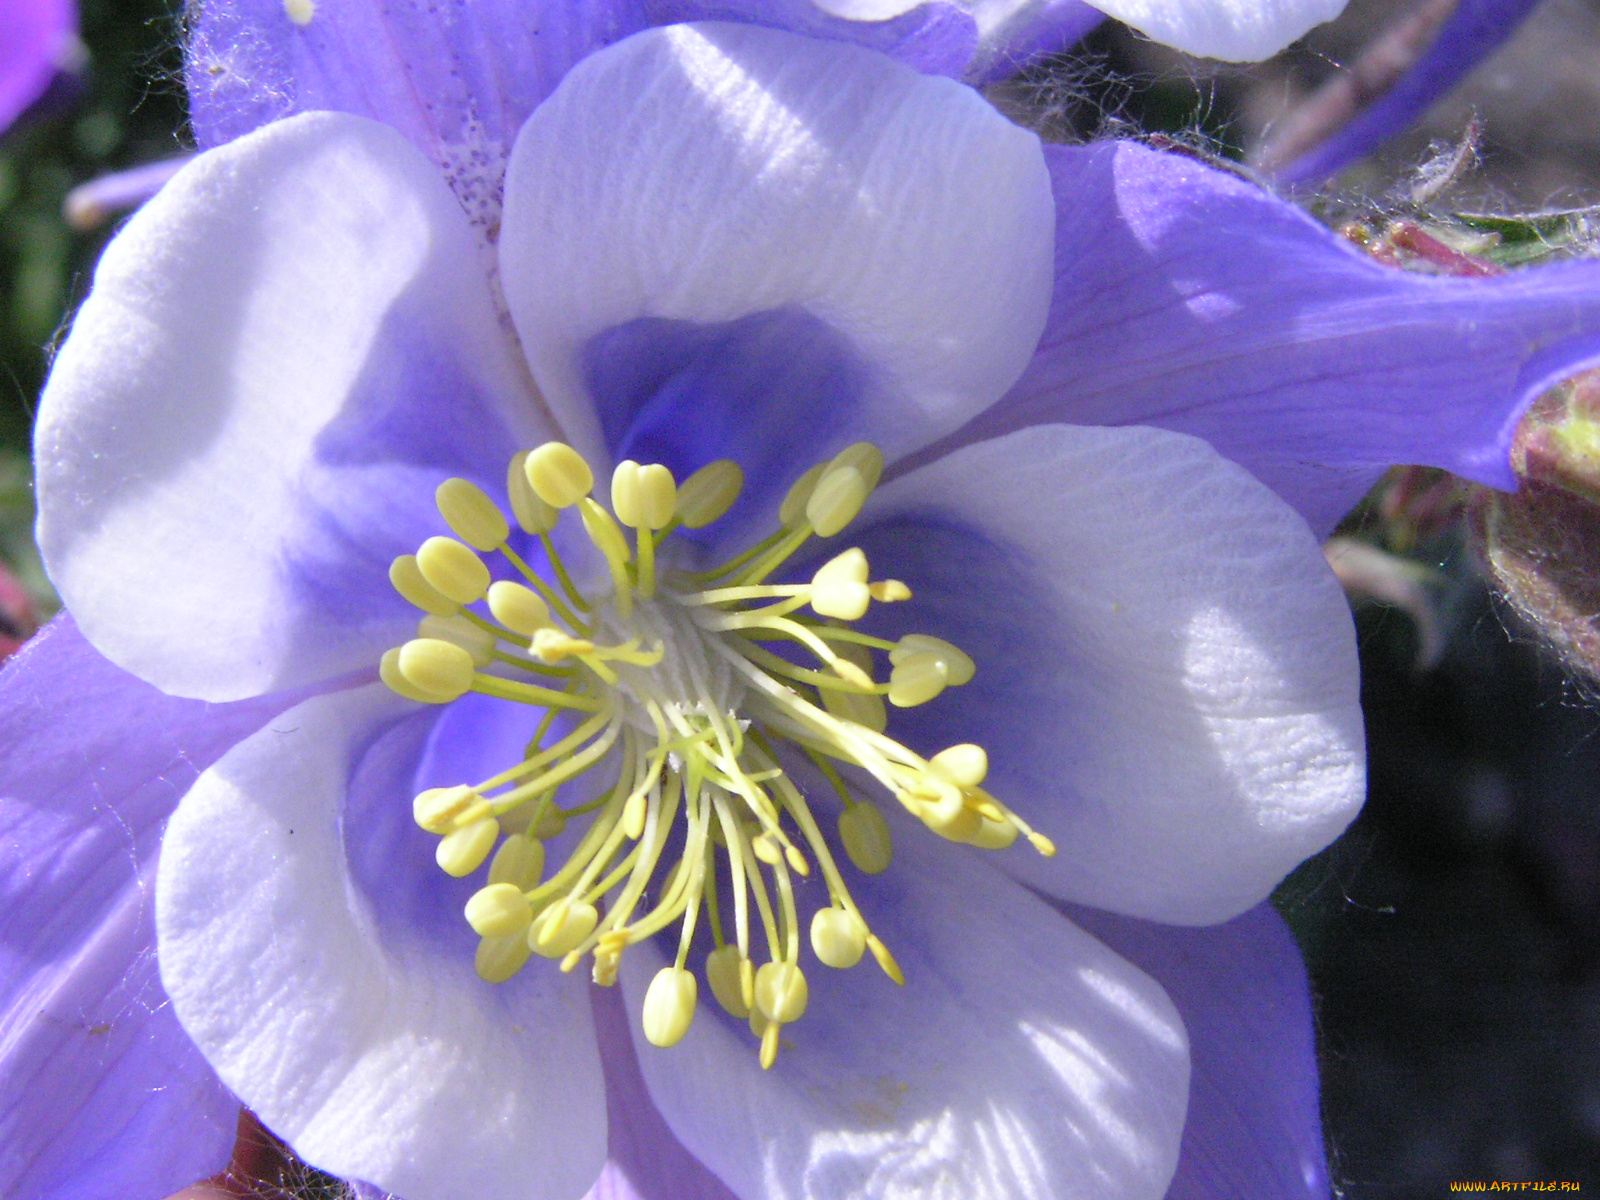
[4,0,1598,1194]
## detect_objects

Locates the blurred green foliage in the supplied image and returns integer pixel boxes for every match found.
[0,0,187,608]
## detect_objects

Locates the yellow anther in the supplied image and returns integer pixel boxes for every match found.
[755,961,809,1024]
[778,463,826,529]
[963,816,1019,851]
[828,442,885,492]
[751,835,782,867]
[635,464,677,530]
[531,628,595,663]
[465,882,534,938]
[507,452,559,534]
[475,930,533,984]
[284,0,315,25]
[676,460,743,528]
[866,934,904,985]
[810,908,867,969]
[821,642,887,732]
[930,744,988,789]
[810,548,871,621]
[705,946,750,1018]
[869,580,911,602]
[488,833,545,889]
[784,844,810,877]
[416,536,491,604]
[389,554,458,617]
[418,613,494,667]
[805,465,869,537]
[436,816,499,877]
[531,805,567,841]
[435,478,509,551]
[622,790,648,840]
[641,966,698,1048]
[759,1017,782,1070]
[486,580,550,637]
[579,497,632,564]
[396,637,477,702]
[1028,832,1057,857]
[922,798,981,843]
[413,785,490,834]
[611,460,645,528]
[380,647,439,703]
[822,685,887,732]
[838,803,893,874]
[530,899,598,957]
[612,461,678,530]
[525,442,594,508]
[887,653,948,707]
[890,634,974,685]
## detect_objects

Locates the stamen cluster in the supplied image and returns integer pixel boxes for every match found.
[381,441,1053,1067]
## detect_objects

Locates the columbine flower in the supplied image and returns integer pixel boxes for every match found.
[0,0,73,132]
[10,7,1600,1200]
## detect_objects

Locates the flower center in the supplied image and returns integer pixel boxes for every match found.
[381,441,1053,1068]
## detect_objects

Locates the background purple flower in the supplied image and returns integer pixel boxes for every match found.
[0,0,73,134]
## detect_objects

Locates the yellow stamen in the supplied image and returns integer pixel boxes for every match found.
[375,440,1045,1065]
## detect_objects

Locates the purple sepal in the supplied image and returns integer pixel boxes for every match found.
[949,140,1600,535]
[184,0,977,228]
[1280,0,1544,186]
[0,617,293,1200]
[0,0,73,133]
[1064,902,1331,1200]
[967,0,1105,84]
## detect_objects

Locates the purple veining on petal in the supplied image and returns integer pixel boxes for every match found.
[966,0,1105,84]
[0,617,294,1200]
[289,303,530,637]
[922,140,1600,536]
[585,985,739,1200]
[1280,0,1543,186]
[588,309,864,537]
[0,0,73,133]
[1063,902,1331,1200]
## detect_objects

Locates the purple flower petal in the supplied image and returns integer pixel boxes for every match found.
[0,617,292,1200]
[184,0,978,237]
[499,24,1053,478]
[1064,902,1330,1200]
[157,684,607,1200]
[1280,0,1543,186]
[0,0,72,132]
[36,112,541,702]
[857,424,1362,925]
[946,140,1600,535]
[617,806,1189,1200]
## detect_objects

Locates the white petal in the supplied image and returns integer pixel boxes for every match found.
[37,111,542,702]
[1086,0,1346,60]
[858,424,1364,924]
[155,685,606,1200]
[618,808,1188,1200]
[500,23,1053,470]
